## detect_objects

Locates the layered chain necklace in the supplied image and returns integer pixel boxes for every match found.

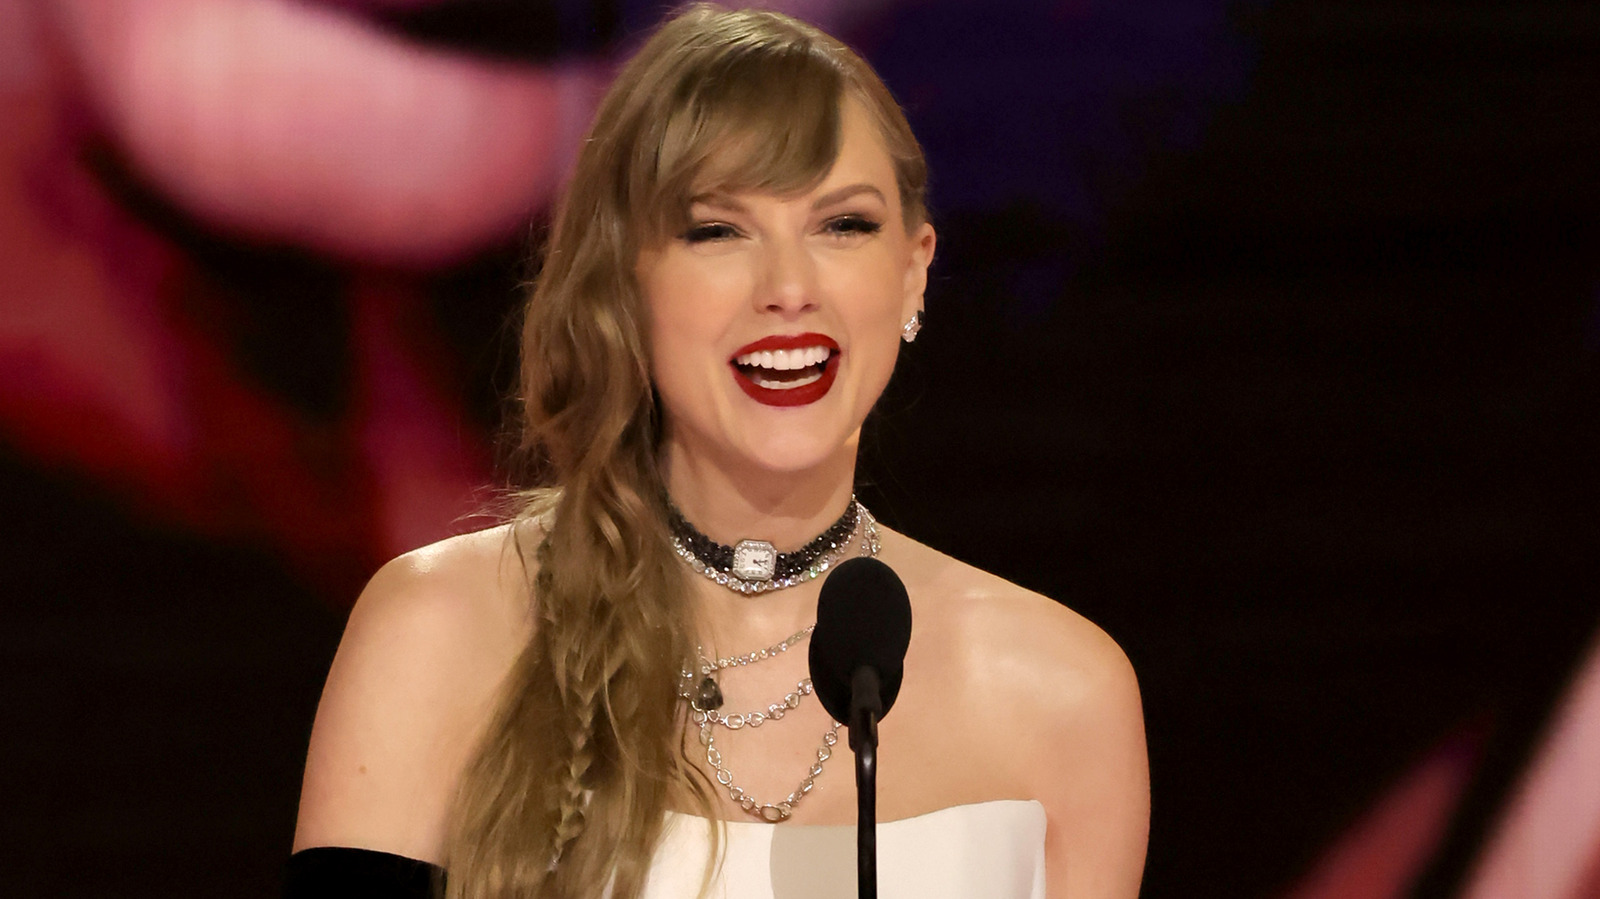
[669,498,879,822]
[680,630,841,823]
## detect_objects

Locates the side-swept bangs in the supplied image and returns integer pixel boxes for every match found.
[631,29,846,243]
[568,5,929,263]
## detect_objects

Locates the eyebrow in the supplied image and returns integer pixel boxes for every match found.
[689,183,889,213]
[810,183,887,210]
[690,193,750,213]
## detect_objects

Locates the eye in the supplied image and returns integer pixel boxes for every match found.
[822,214,883,238]
[680,222,740,244]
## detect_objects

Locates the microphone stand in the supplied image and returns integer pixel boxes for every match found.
[848,667,883,899]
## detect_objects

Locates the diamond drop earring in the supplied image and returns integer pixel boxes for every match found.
[901,309,924,343]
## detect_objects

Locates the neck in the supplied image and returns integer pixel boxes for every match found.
[659,433,862,653]
[660,442,859,553]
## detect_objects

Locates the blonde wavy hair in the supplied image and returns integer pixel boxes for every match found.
[444,5,928,897]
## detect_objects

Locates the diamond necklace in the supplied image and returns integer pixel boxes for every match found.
[680,662,837,822]
[674,506,879,822]
[667,498,875,595]
[668,495,883,819]
[698,624,815,675]
[691,705,839,823]
[681,676,814,729]
[682,508,879,712]
[687,625,814,713]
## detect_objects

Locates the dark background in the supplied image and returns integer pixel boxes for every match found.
[4,1,1597,896]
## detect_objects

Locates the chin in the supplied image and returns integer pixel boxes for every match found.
[720,417,860,477]
[736,440,850,477]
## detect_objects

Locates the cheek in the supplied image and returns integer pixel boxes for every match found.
[646,311,697,396]
[641,266,692,359]
[849,260,915,331]
[642,278,725,416]
[858,263,915,377]
[642,254,743,332]
[840,281,907,378]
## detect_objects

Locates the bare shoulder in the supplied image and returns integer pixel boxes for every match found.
[884,530,1139,722]
[883,529,1149,897]
[292,523,537,863]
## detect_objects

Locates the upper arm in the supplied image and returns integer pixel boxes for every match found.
[291,536,529,863]
[1006,602,1150,898]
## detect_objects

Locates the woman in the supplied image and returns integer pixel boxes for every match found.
[289,5,1148,897]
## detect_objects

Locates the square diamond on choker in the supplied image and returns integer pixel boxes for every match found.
[731,540,778,581]
[666,497,874,595]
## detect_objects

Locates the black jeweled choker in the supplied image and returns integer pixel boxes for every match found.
[666,498,875,595]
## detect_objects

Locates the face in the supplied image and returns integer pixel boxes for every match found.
[636,97,936,478]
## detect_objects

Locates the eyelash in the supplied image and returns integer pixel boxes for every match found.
[678,214,883,244]
[824,215,882,237]
[681,222,739,243]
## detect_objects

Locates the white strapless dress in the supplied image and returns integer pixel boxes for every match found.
[640,800,1047,899]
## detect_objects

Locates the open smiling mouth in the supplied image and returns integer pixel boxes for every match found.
[729,335,841,407]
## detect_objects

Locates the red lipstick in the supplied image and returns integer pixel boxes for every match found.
[729,333,840,407]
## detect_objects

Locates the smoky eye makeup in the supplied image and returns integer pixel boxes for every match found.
[680,221,740,243]
[822,214,883,236]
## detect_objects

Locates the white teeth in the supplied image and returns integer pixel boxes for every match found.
[734,346,832,370]
[748,369,825,390]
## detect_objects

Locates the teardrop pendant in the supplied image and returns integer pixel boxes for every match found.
[695,675,724,712]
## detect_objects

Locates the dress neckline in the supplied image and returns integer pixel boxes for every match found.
[665,797,1044,831]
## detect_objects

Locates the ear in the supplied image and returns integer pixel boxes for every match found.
[901,221,937,323]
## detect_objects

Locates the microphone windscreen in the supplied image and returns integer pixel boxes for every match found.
[809,557,912,724]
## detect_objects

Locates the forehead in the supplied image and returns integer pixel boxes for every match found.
[690,96,902,212]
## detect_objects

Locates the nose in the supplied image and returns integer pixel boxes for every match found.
[754,234,819,317]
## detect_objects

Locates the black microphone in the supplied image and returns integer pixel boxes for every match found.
[809,557,912,728]
[808,556,911,899]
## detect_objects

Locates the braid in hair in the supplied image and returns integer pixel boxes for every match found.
[547,612,604,867]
